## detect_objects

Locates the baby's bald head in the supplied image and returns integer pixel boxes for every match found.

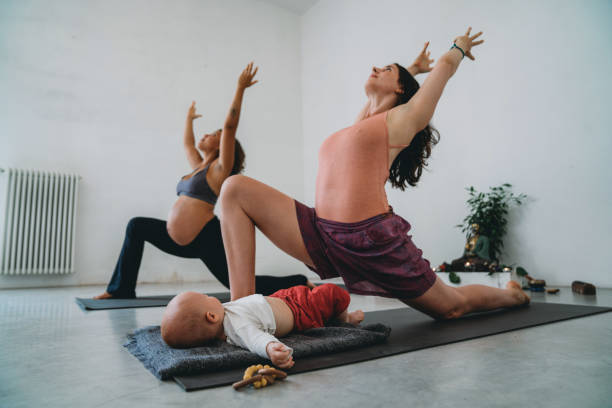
[161,291,224,348]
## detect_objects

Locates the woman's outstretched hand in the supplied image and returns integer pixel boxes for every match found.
[411,41,435,74]
[453,27,484,61]
[238,62,259,90]
[187,101,202,121]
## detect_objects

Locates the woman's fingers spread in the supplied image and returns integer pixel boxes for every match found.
[252,66,258,76]
[422,41,429,53]
[470,31,483,40]
[472,39,484,46]
[465,26,472,36]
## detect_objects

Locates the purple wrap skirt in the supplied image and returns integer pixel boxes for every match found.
[295,200,436,300]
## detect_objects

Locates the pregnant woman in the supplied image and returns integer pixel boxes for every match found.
[94,63,311,299]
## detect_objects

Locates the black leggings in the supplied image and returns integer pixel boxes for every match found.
[106,216,308,298]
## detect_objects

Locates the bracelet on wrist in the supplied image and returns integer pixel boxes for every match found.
[450,43,465,59]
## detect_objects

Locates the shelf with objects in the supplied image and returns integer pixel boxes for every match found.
[436,184,526,288]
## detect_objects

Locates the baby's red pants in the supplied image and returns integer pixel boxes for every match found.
[269,283,350,331]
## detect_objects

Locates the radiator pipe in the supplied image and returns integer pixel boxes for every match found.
[0,168,82,179]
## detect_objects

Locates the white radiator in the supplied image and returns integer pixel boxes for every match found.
[1,168,80,275]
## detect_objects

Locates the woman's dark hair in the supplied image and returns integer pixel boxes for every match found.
[388,63,440,190]
[231,138,246,175]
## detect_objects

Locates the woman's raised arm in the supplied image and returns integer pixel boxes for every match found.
[216,62,258,177]
[183,101,204,169]
[388,27,484,144]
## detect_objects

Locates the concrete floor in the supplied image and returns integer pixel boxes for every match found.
[1,281,611,408]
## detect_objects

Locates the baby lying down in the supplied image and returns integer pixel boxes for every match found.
[161,283,364,368]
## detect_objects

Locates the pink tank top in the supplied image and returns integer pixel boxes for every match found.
[315,111,404,222]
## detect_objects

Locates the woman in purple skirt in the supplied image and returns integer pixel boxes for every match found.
[219,28,530,319]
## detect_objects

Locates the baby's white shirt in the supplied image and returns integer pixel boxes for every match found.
[222,294,282,359]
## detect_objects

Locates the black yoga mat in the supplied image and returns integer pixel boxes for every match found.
[174,302,612,391]
[75,292,231,311]
[75,283,343,311]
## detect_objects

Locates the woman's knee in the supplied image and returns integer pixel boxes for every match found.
[439,295,470,320]
[407,277,469,320]
[219,174,248,203]
[126,217,146,237]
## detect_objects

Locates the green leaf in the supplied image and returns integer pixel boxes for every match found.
[449,272,461,284]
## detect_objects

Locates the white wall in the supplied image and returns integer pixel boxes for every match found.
[3,0,611,290]
[301,0,612,287]
[0,0,310,289]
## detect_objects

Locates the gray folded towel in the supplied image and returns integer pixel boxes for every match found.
[124,322,391,380]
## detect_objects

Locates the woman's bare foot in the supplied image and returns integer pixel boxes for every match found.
[93,292,113,300]
[506,281,530,306]
[346,310,364,325]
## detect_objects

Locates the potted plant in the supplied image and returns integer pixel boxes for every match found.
[457,183,526,263]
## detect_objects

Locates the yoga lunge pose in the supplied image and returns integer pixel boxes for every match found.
[161,283,364,368]
[94,63,311,299]
[219,29,530,319]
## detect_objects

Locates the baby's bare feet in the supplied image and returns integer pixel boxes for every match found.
[93,292,113,300]
[347,310,364,325]
[506,281,530,306]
